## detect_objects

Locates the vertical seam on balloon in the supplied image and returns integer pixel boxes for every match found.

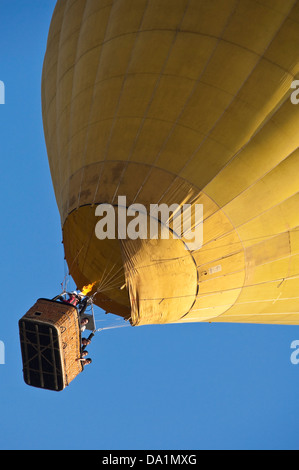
[109,0,193,205]
[75,0,117,210]
[57,1,115,214]
[89,0,152,206]
[50,0,68,219]
[56,0,74,214]
[64,0,89,219]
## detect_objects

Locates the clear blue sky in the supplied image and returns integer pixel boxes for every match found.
[0,1,299,451]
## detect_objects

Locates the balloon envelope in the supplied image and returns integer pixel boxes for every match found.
[42,0,299,326]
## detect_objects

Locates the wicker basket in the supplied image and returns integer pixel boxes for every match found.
[19,299,83,391]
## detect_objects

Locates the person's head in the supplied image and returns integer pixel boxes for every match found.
[83,358,92,366]
[82,350,88,358]
[82,338,91,346]
[81,318,89,326]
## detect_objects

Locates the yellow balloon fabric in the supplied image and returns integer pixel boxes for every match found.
[42,0,299,326]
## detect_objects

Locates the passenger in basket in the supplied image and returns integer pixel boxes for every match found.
[81,358,92,367]
[80,317,89,332]
[77,350,89,361]
[82,337,91,347]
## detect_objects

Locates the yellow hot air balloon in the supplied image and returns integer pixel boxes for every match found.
[42,0,299,327]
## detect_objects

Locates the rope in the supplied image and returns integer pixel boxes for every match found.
[95,324,131,333]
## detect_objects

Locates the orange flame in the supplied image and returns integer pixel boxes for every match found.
[81,281,97,296]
